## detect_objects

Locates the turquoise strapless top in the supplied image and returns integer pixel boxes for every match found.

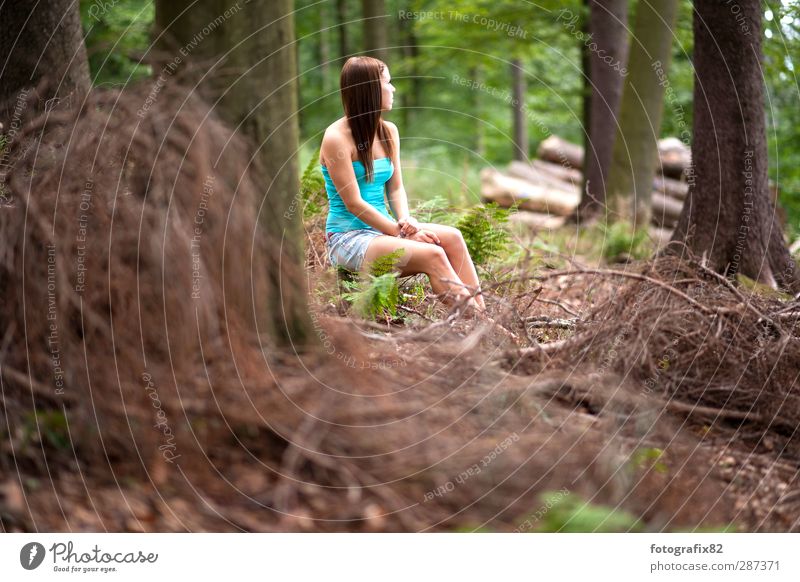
[320,156,395,233]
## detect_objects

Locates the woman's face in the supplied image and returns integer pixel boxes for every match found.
[380,67,395,111]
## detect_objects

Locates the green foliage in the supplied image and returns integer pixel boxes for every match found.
[413,195,459,225]
[736,274,794,301]
[537,492,643,533]
[301,146,327,219]
[80,0,153,86]
[629,447,668,474]
[401,277,427,308]
[340,249,409,320]
[763,1,800,237]
[600,221,652,261]
[369,248,406,277]
[456,202,513,266]
[344,272,401,320]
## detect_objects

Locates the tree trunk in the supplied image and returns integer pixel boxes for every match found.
[398,7,420,129]
[605,0,678,229]
[337,0,350,59]
[470,65,486,158]
[579,0,592,216]
[670,0,798,291]
[575,0,629,223]
[320,0,332,93]
[362,0,388,62]
[511,58,528,161]
[0,0,90,126]
[154,0,313,345]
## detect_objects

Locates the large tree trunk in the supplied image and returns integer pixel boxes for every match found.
[155,0,313,345]
[0,0,90,126]
[605,0,678,229]
[511,58,528,161]
[575,0,629,223]
[362,0,388,62]
[670,0,798,291]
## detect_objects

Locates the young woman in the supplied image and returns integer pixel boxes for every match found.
[320,56,486,312]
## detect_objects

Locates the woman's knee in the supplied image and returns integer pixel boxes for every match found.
[426,223,466,250]
[421,245,450,272]
[403,244,446,273]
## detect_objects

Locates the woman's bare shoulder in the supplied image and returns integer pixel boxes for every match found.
[320,118,352,164]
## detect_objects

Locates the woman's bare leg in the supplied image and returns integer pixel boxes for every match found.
[362,235,480,309]
[416,223,486,310]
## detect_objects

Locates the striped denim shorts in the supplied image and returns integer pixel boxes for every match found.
[325,228,385,272]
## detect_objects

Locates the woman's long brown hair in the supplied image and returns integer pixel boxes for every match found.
[339,56,394,183]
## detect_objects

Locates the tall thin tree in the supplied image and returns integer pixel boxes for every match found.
[337,0,350,59]
[575,0,629,223]
[511,58,528,161]
[605,0,678,229]
[362,0,388,62]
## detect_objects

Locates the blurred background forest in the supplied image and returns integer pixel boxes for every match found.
[78,0,800,235]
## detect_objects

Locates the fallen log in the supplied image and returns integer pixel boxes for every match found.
[657,137,691,180]
[648,226,674,249]
[536,135,584,170]
[480,167,579,216]
[507,160,581,194]
[652,174,688,201]
[531,159,584,187]
[537,135,692,183]
[651,191,683,228]
[508,210,567,231]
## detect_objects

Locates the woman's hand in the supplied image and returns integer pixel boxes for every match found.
[407,228,441,245]
[397,216,421,237]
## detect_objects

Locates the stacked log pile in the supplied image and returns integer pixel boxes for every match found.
[481,135,691,232]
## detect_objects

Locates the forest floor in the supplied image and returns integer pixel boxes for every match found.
[4,222,799,533]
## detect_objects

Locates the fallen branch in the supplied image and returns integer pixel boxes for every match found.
[535,268,715,314]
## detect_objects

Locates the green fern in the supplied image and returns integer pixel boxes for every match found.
[344,272,401,320]
[536,492,643,533]
[456,202,513,266]
[600,221,652,261]
[413,195,458,225]
[301,146,327,219]
[369,248,405,277]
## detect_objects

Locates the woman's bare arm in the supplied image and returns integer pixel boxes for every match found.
[320,131,401,236]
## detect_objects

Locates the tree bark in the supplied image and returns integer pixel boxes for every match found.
[154,0,314,345]
[0,0,90,126]
[605,0,678,230]
[670,0,798,291]
[362,0,388,62]
[575,0,629,223]
[511,58,528,161]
